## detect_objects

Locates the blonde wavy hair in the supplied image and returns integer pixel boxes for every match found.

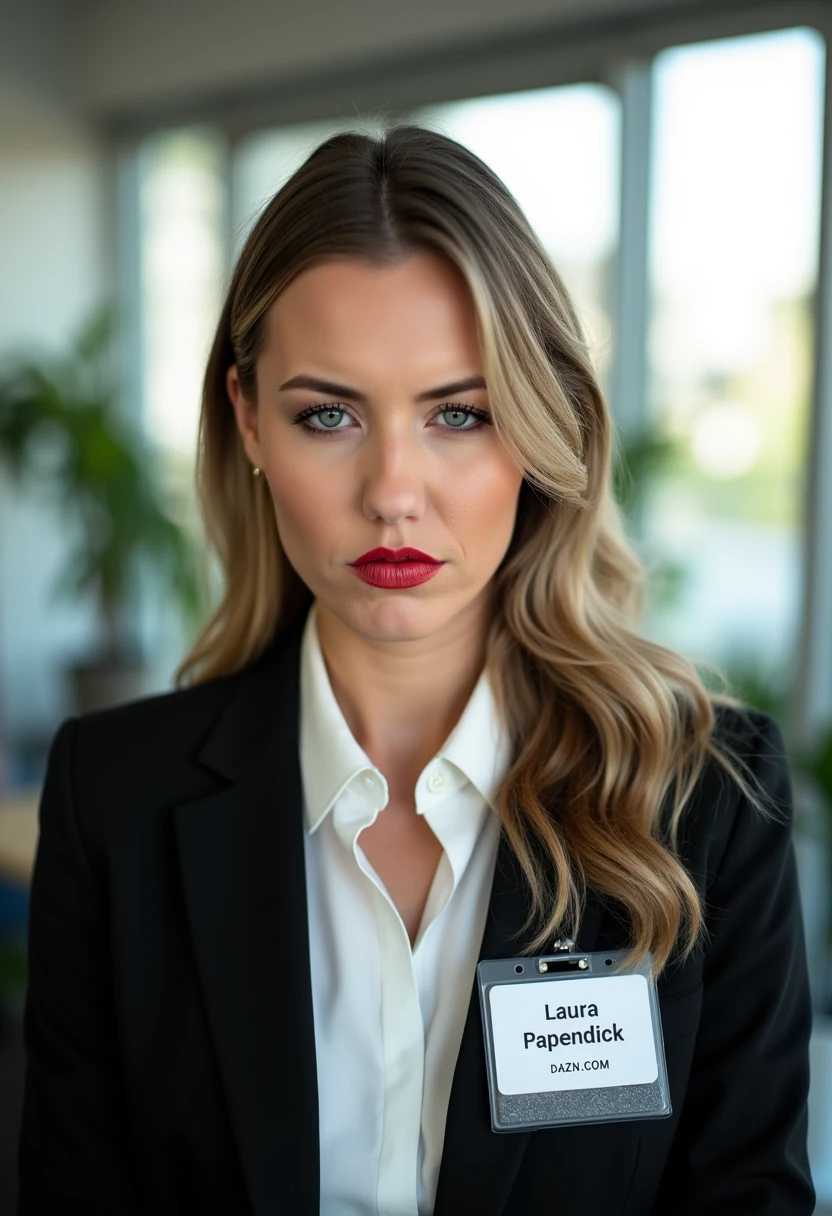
[176,121,768,976]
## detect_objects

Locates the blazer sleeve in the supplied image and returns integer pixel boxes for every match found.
[653,711,816,1214]
[17,717,145,1215]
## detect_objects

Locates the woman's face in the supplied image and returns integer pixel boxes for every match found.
[227,250,525,645]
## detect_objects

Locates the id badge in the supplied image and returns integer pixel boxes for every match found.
[477,940,671,1133]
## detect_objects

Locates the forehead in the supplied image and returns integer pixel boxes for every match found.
[260,252,483,377]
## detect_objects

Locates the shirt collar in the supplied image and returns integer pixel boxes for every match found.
[299,600,511,834]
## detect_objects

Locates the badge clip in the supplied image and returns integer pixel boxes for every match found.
[538,936,589,974]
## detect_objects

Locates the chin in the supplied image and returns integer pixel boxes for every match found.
[335,595,456,645]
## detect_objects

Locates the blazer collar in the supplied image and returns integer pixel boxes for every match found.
[174,604,607,1216]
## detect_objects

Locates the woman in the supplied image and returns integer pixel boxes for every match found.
[17,124,814,1214]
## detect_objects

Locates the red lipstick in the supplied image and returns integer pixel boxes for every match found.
[349,546,444,589]
[352,547,439,564]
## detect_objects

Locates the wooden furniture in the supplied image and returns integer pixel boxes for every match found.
[0,791,40,887]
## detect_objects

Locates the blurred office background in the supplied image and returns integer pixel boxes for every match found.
[1,0,831,1208]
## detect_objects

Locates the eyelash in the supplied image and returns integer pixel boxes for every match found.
[291,401,492,437]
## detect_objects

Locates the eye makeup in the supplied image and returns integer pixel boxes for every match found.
[290,401,492,437]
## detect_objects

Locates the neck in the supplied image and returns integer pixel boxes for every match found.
[314,594,492,796]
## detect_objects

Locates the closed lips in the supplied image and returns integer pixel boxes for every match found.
[352,548,441,564]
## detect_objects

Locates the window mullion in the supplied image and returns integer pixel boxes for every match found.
[608,59,653,446]
[795,38,832,741]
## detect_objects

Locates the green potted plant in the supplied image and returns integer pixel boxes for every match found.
[0,305,204,714]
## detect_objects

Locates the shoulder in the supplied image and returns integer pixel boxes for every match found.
[60,670,241,781]
[671,701,794,892]
[41,617,306,861]
[60,622,297,771]
[43,651,273,840]
[710,701,789,767]
[708,701,792,818]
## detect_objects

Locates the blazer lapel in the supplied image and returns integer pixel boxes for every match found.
[173,601,609,1216]
[174,607,320,1216]
[433,839,607,1216]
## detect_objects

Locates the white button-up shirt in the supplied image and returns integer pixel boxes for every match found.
[299,600,512,1215]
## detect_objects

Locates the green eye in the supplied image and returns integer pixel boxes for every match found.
[441,408,471,427]
[293,400,491,437]
[317,409,345,428]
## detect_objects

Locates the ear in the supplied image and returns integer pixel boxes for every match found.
[227,363,264,469]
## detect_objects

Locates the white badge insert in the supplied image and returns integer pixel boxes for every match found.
[477,946,672,1133]
[489,972,657,1094]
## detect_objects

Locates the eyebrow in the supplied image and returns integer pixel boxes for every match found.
[277,373,487,403]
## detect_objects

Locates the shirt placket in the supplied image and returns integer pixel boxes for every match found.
[366,872,425,1216]
[335,783,425,1216]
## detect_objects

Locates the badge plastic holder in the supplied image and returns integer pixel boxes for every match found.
[477,939,672,1133]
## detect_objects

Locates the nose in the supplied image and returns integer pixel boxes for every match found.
[361,428,426,524]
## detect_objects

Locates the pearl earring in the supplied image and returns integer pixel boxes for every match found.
[252,466,261,476]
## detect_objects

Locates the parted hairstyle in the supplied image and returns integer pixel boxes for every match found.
[175,120,771,977]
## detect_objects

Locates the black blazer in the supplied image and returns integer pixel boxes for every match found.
[17,604,816,1215]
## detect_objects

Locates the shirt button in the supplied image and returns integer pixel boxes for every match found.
[427,770,445,792]
[363,773,376,789]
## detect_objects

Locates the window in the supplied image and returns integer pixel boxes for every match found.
[640,27,825,695]
[137,128,226,465]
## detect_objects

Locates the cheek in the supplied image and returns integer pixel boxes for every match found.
[264,442,350,538]
[443,457,524,552]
